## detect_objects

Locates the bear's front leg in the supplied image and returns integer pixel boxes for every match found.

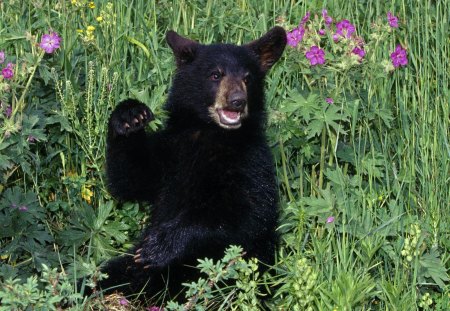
[133,225,183,270]
[133,222,229,270]
[106,99,164,203]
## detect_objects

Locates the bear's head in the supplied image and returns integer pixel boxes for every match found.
[165,27,287,130]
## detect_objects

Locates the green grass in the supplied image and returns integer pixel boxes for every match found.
[0,0,449,310]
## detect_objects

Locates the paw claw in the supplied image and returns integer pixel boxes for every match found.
[136,248,142,254]
[133,118,139,124]
[124,122,130,129]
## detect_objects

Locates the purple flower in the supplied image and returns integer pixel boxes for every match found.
[28,135,36,143]
[39,32,61,54]
[332,33,340,42]
[390,45,408,68]
[300,11,310,26]
[322,9,333,27]
[287,27,305,47]
[119,298,129,306]
[325,97,334,104]
[334,19,356,40]
[1,63,14,80]
[352,47,366,60]
[3,105,12,118]
[318,29,326,36]
[326,216,335,223]
[146,307,163,311]
[387,12,399,28]
[19,206,28,212]
[0,51,5,64]
[305,46,325,66]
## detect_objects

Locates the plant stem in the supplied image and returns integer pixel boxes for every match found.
[14,51,45,116]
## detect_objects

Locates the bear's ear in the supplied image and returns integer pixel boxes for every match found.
[245,26,287,73]
[166,31,199,66]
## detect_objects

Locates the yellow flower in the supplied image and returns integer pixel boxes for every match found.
[88,2,95,9]
[81,185,94,204]
[87,25,96,32]
[71,0,77,4]
[96,16,103,22]
[76,29,84,33]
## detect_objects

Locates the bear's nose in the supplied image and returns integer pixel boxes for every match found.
[227,92,247,111]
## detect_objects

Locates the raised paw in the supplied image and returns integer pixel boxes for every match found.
[109,99,154,136]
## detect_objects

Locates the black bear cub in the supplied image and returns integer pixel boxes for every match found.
[99,27,287,300]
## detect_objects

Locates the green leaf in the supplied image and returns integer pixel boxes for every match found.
[419,248,449,289]
[301,189,334,216]
[46,115,73,132]
[306,119,324,138]
[126,36,151,58]
[95,200,114,230]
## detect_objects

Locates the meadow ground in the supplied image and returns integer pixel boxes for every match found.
[0,1,448,310]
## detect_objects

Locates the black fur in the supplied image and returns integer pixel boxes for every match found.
[97,27,287,300]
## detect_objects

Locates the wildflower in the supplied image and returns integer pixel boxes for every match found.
[382,59,395,72]
[0,51,4,64]
[19,206,28,212]
[28,135,36,143]
[387,12,399,28]
[88,1,95,9]
[1,63,14,80]
[318,29,326,36]
[334,19,356,40]
[71,0,77,4]
[119,298,129,306]
[326,216,335,223]
[325,98,334,104]
[401,224,421,262]
[300,11,310,26]
[390,45,408,68]
[146,307,163,311]
[287,27,305,47]
[305,46,325,66]
[39,32,62,54]
[83,26,96,42]
[96,16,103,22]
[352,47,365,60]
[81,184,94,204]
[3,105,12,118]
[419,293,433,308]
[322,9,333,27]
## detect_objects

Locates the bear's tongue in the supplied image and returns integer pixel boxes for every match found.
[218,109,241,125]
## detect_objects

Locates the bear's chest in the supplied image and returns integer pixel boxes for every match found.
[156,130,269,216]
[172,133,248,190]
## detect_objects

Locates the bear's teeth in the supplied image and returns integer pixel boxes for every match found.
[218,109,241,125]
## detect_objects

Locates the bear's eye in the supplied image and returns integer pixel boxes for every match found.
[243,74,251,84]
[210,71,222,81]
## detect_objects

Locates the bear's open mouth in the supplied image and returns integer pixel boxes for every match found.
[217,108,242,128]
